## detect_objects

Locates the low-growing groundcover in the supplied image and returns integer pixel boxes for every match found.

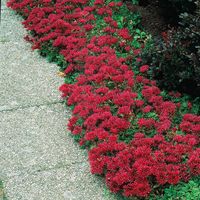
[7,0,200,199]
[0,180,7,200]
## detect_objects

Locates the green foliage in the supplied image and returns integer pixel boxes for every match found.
[131,28,147,48]
[0,180,7,200]
[39,42,68,71]
[118,127,138,143]
[132,0,139,5]
[64,72,81,84]
[150,177,200,200]
[76,118,84,126]
[103,177,200,200]
[73,134,82,143]
[112,2,142,33]
[145,111,158,120]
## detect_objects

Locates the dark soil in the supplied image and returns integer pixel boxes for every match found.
[125,1,168,37]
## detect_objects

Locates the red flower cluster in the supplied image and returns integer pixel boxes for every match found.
[89,133,199,196]
[180,114,200,135]
[7,0,200,198]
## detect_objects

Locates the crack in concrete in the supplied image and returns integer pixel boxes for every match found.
[34,160,85,174]
[3,160,86,181]
[0,39,10,43]
[0,100,65,113]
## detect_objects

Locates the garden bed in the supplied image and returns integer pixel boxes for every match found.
[7,0,200,199]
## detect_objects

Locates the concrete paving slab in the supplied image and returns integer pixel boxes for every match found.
[1,0,9,9]
[1,7,20,17]
[0,4,116,200]
[0,104,89,179]
[0,104,115,200]
[3,162,113,200]
[0,11,22,47]
[0,9,63,111]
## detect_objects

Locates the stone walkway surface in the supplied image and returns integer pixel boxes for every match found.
[0,2,115,200]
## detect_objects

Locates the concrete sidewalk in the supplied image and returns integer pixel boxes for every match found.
[0,3,115,200]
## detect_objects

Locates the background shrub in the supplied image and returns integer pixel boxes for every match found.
[157,0,196,25]
[139,0,200,97]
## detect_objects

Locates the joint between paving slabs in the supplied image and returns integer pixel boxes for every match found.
[0,38,10,43]
[34,160,86,174]
[2,160,86,181]
[1,8,9,10]
[0,100,65,113]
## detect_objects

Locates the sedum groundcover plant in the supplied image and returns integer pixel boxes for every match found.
[7,0,200,198]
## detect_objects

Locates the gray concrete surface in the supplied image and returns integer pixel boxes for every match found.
[1,0,9,9]
[0,5,115,200]
[0,9,63,111]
